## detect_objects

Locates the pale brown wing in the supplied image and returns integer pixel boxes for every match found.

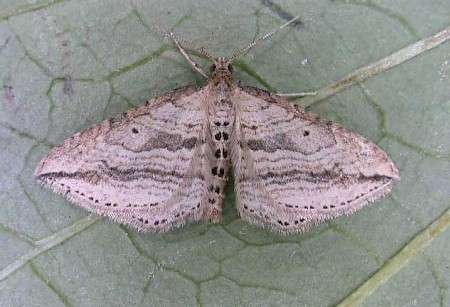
[232,85,399,233]
[35,85,213,232]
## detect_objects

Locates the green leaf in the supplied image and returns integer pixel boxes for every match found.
[1,1,449,306]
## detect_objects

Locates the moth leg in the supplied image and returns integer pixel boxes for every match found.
[169,32,209,78]
[276,91,317,97]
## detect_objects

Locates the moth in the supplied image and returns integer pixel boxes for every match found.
[35,17,399,233]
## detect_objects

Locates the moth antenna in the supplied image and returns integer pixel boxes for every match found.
[154,27,215,78]
[229,15,301,62]
[154,27,215,60]
[169,32,216,62]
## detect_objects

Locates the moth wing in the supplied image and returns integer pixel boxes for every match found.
[35,86,211,232]
[232,85,399,232]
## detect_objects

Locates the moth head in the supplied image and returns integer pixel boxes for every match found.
[210,57,233,74]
